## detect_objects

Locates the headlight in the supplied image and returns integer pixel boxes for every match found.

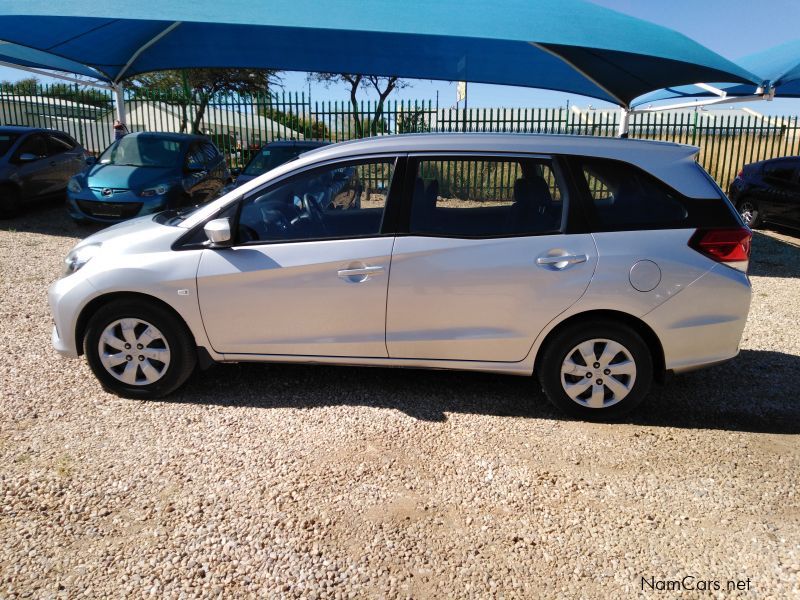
[67,178,82,193]
[140,183,170,197]
[63,243,101,277]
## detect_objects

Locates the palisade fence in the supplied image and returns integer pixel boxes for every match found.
[2,83,800,190]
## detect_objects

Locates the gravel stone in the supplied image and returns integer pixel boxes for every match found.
[0,202,798,598]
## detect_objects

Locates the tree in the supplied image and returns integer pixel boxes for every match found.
[309,73,409,138]
[130,68,280,133]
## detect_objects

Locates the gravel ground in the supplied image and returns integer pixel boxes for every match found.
[1,201,798,599]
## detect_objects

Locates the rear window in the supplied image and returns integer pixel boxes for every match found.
[242,146,302,176]
[577,158,688,229]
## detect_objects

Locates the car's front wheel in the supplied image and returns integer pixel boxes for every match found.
[538,320,653,420]
[84,299,197,399]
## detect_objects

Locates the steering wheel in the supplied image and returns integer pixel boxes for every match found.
[298,192,328,235]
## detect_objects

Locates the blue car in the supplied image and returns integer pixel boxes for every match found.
[222,139,327,194]
[67,132,230,223]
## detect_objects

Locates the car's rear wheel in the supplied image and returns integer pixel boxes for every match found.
[737,198,761,228]
[0,184,20,218]
[84,299,197,399]
[538,320,653,420]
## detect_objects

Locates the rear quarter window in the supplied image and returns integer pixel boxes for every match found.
[575,157,689,230]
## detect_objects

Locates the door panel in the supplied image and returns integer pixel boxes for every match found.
[386,235,596,362]
[196,238,394,356]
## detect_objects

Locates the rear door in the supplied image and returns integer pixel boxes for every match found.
[761,159,800,223]
[196,155,399,357]
[385,154,596,362]
[45,132,82,190]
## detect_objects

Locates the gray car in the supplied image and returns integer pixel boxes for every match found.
[48,133,753,419]
[0,126,88,217]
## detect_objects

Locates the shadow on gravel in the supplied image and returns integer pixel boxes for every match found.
[177,349,799,434]
[0,198,105,239]
[750,228,800,278]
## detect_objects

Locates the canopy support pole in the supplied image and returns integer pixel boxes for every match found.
[113,83,126,125]
[618,107,630,138]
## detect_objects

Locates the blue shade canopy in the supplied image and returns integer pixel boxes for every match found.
[0,0,759,106]
[0,41,107,80]
[633,39,800,107]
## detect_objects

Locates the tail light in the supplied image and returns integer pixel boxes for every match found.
[688,227,752,271]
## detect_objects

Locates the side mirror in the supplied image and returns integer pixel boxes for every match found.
[204,217,232,246]
[85,156,97,166]
[231,167,242,177]
[18,153,38,162]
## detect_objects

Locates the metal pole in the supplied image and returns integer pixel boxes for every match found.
[114,83,127,126]
[618,106,630,138]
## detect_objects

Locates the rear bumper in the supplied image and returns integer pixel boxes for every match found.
[643,264,751,373]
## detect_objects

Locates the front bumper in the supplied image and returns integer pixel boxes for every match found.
[48,272,98,358]
[67,189,168,223]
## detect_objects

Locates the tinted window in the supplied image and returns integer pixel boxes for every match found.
[0,133,20,156]
[409,157,564,237]
[185,144,206,170]
[201,142,219,163]
[242,146,302,177]
[236,158,395,243]
[763,160,797,183]
[48,134,74,154]
[578,158,688,228]
[99,136,182,168]
[16,134,47,159]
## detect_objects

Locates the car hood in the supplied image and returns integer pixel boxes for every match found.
[84,164,178,190]
[72,214,183,255]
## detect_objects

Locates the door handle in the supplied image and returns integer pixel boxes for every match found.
[337,265,384,282]
[536,254,588,269]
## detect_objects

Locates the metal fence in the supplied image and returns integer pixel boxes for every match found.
[2,83,799,190]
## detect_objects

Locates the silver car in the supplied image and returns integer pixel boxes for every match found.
[48,134,753,419]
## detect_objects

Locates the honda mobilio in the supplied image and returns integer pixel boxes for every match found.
[49,133,752,419]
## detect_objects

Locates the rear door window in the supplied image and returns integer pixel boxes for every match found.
[408,156,565,237]
[576,158,688,229]
[763,160,798,185]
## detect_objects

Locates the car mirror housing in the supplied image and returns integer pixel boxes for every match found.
[204,217,232,247]
[231,167,242,177]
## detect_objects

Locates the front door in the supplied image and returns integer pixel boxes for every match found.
[386,154,596,362]
[196,156,399,357]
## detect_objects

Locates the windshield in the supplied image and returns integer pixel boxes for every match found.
[242,146,301,176]
[99,136,183,168]
[0,133,20,156]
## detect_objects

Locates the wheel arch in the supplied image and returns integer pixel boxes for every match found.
[75,291,197,356]
[533,309,666,380]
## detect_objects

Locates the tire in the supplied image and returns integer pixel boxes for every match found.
[736,197,761,228]
[84,299,197,399]
[537,320,653,420]
[0,184,20,218]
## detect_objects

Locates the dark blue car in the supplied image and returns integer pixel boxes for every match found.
[223,139,327,193]
[67,132,230,223]
[729,156,800,230]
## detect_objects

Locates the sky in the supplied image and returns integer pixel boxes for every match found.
[2,0,800,114]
